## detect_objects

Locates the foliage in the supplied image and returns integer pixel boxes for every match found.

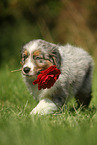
[0,0,97,66]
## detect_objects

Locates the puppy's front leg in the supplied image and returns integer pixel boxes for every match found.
[30,98,58,115]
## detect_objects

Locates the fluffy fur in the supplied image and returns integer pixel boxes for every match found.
[21,39,93,115]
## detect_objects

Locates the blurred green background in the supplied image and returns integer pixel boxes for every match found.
[0,0,97,68]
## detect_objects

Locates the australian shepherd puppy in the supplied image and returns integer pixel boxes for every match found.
[21,39,93,115]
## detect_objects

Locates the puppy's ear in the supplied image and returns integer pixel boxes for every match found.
[48,46,61,69]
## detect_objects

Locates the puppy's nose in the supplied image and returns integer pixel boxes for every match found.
[23,67,30,73]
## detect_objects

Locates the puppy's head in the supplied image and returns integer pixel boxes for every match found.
[21,39,61,77]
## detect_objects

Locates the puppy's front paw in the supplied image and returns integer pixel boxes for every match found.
[30,98,58,115]
[30,108,39,115]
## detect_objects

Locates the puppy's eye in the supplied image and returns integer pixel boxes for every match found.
[24,55,28,59]
[39,59,44,63]
[35,56,40,60]
[37,59,45,64]
[22,54,28,61]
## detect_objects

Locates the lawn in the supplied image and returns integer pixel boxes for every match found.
[0,65,97,145]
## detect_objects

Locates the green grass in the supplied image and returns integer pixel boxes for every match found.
[0,65,97,145]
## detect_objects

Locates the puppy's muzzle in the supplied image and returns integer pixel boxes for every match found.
[23,67,30,74]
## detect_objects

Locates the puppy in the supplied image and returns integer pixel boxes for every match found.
[21,39,93,115]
